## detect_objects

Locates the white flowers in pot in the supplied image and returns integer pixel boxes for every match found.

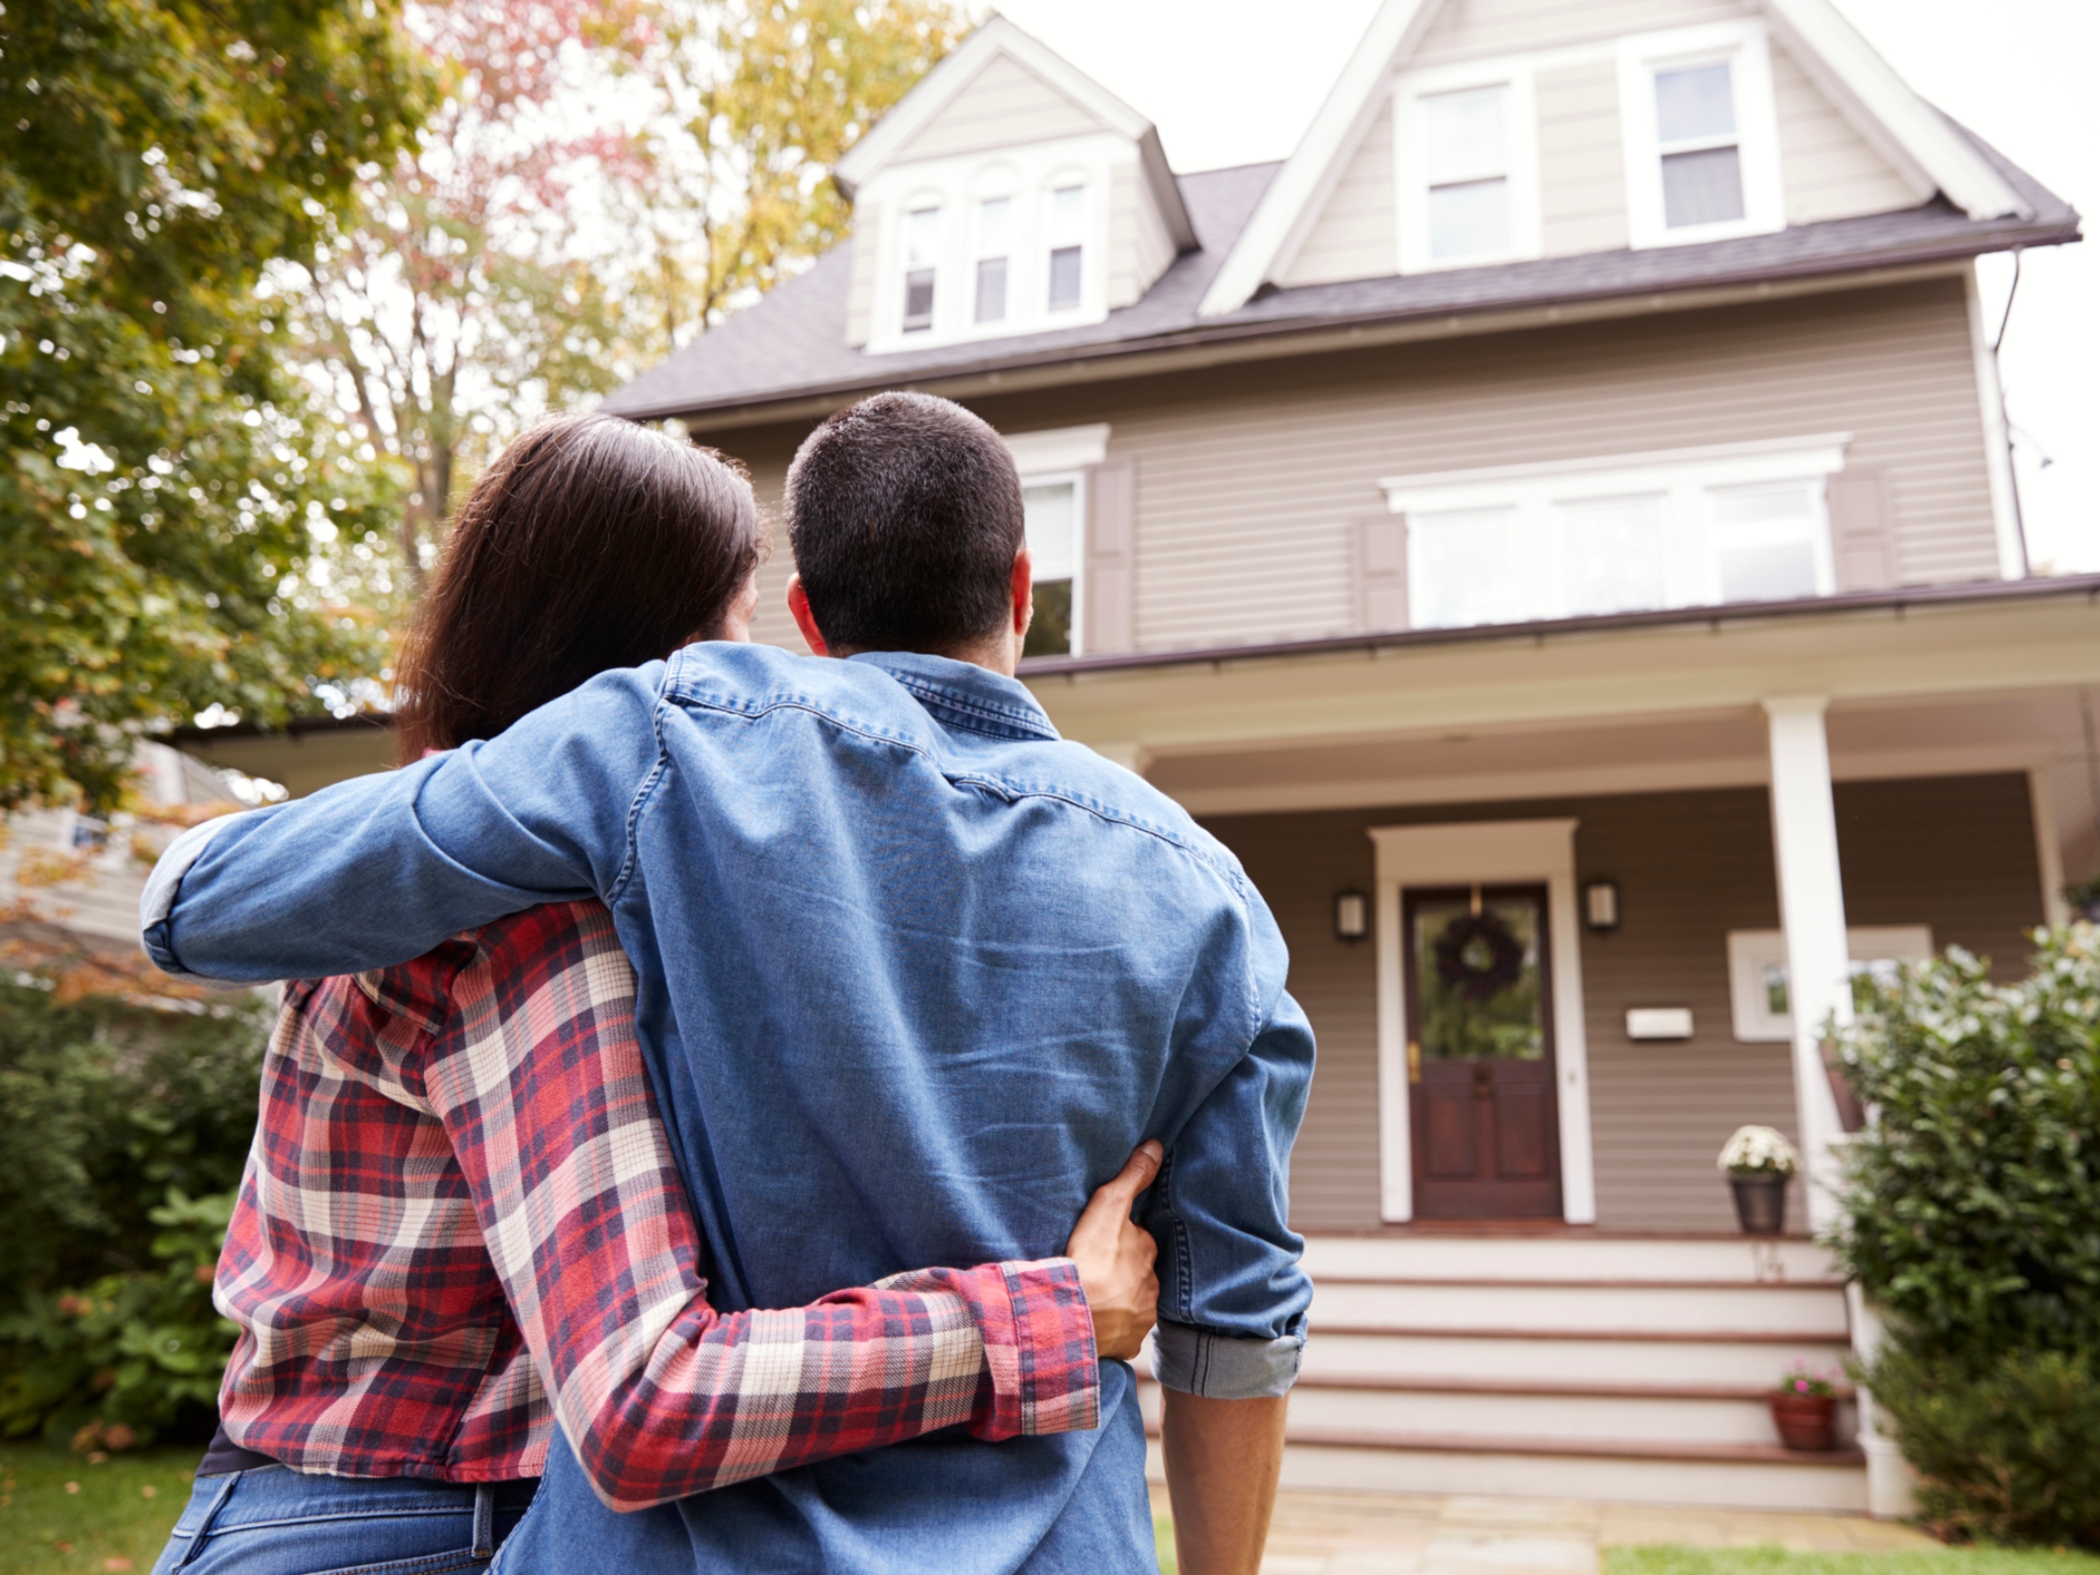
[1718,1124,1799,1176]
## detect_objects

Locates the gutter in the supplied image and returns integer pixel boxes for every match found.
[1018,574,2100,683]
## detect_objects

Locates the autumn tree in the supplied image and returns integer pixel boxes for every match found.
[0,0,428,809]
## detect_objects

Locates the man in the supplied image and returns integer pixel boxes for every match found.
[143,392,1313,1574]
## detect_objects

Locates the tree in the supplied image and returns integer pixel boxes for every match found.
[0,1,429,809]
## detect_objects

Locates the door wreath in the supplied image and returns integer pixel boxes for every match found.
[1433,910,1527,1002]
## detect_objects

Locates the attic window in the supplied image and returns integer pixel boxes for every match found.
[902,205,940,332]
[1046,183,1085,311]
[974,197,1010,324]
[1655,62,1744,228]
[1423,85,1511,262]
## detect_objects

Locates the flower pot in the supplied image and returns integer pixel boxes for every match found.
[1729,1172,1789,1235]
[1768,1390,1838,1451]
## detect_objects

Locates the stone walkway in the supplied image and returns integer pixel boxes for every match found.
[1152,1489,1941,1574]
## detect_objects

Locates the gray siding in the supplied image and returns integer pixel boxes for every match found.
[1536,58,1629,257]
[1279,94,1398,289]
[1409,0,1745,67]
[890,52,1108,164]
[1202,773,2044,1235]
[1771,37,1922,226]
[844,204,882,349]
[1108,159,1177,309]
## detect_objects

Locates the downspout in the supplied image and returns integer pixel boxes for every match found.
[1990,248,2033,577]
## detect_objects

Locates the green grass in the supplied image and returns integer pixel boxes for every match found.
[0,1445,197,1575]
[1607,1547,2100,1575]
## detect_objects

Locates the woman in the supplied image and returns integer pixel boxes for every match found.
[151,415,1160,1575]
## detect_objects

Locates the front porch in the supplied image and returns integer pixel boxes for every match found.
[1033,577,2100,1515]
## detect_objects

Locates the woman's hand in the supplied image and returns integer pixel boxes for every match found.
[1064,1141,1164,1362]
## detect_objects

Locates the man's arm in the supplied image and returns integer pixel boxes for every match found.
[141,666,665,982]
[1146,984,1316,1575]
[1161,1391,1288,1575]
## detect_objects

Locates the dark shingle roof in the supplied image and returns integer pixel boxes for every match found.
[602,128,2078,425]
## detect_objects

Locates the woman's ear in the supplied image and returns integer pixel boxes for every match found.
[716,570,761,644]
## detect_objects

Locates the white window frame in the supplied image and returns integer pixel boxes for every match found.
[1727,926,1935,1043]
[1618,19,1785,250]
[861,136,1124,353]
[897,197,944,334]
[1394,61,1542,275]
[1380,434,1850,630]
[1003,424,1109,659]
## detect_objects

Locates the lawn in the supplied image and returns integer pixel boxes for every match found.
[1607,1547,2100,1575]
[0,1446,194,1575]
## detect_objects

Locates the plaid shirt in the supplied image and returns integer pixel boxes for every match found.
[214,899,1099,1510]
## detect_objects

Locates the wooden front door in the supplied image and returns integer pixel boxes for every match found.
[1405,884,1564,1219]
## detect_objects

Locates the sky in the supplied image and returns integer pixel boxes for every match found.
[992,0,2098,574]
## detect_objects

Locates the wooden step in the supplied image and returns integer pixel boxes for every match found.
[1310,1279,1850,1336]
[1301,1235,1840,1286]
[1301,1327,1851,1387]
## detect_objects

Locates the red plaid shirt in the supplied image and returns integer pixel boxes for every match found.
[214,899,1099,1509]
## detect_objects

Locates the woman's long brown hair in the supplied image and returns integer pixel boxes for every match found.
[394,414,763,762]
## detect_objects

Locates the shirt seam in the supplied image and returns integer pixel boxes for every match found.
[609,661,679,905]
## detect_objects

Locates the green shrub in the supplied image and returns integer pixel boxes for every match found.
[0,1189,238,1448]
[0,980,267,1311]
[1830,926,2100,1546]
[1862,1343,2100,1549]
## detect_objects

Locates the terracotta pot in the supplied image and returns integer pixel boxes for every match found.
[1768,1390,1838,1451]
[1729,1172,1789,1235]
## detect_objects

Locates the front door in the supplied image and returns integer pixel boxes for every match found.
[1405,885,1563,1219]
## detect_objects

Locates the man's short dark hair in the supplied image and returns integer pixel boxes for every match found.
[785,392,1025,654]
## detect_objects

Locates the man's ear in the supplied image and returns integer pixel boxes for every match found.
[786,574,831,657]
[1011,547,1034,638]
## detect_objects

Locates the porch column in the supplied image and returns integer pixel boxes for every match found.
[1761,697,1851,1232]
[1089,741,1154,776]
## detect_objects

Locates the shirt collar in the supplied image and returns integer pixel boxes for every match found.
[849,651,1061,743]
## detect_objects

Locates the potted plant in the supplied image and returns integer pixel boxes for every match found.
[2065,874,2100,924]
[1717,1125,1798,1234]
[1768,1362,1840,1451]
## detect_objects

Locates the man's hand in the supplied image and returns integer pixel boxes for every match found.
[1063,1142,1163,1361]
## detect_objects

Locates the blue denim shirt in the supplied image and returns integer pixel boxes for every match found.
[144,645,1314,1574]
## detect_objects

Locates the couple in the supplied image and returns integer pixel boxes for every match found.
[142,393,1315,1575]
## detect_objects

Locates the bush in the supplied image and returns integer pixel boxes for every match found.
[1830,926,2100,1546]
[0,979,267,1310]
[0,1190,238,1449]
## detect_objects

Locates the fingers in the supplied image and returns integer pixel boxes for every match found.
[1098,1140,1164,1210]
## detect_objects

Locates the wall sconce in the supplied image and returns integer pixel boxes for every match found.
[1334,890,1369,942]
[1583,878,1621,933]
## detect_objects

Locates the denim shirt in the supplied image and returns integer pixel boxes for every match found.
[144,645,1315,1575]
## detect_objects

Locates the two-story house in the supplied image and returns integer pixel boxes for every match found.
[180,0,2097,1521]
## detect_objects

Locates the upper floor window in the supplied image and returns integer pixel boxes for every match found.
[1021,476,1080,656]
[1382,437,1848,631]
[1655,62,1744,229]
[1619,20,1784,249]
[1395,67,1540,274]
[974,197,1010,324]
[1046,183,1086,311]
[902,205,941,332]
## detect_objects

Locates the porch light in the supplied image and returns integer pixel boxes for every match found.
[1583,878,1621,933]
[1334,891,1370,942]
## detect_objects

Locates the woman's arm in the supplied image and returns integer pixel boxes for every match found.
[401,900,1141,1511]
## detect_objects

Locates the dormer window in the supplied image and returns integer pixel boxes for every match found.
[1423,86,1511,263]
[1655,62,1744,229]
[974,197,1010,324]
[902,205,941,332]
[1047,183,1085,311]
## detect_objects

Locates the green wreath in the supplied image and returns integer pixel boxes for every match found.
[1433,910,1526,1002]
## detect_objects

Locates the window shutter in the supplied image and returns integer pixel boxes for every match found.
[1356,513,1409,631]
[1826,469,1896,592]
[1083,459,1136,654]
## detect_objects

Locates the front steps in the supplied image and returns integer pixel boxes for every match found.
[1141,1233,1867,1514]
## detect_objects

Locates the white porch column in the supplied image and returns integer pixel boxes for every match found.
[1761,697,1851,1232]
[1088,741,1154,776]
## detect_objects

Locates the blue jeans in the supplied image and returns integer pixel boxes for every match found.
[150,1465,538,1575]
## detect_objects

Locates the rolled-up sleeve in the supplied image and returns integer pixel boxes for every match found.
[1147,982,1316,1399]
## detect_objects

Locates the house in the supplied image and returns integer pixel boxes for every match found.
[580,0,2096,1518]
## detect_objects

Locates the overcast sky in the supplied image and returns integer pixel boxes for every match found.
[992,0,2097,573]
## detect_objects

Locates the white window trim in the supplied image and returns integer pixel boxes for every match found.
[1369,819,1596,1226]
[1394,61,1544,275]
[1727,926,1935,1042]
[1002,422,1110,475]
[1019,465,1088,658]
[1618,18,1786,250]
[1381,435,1850,628]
